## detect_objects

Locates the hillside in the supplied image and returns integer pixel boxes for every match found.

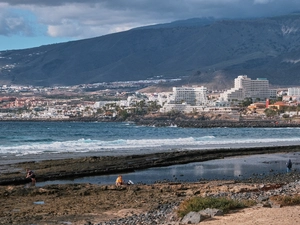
[1,13,300,88]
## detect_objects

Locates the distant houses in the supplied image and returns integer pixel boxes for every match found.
[1,75,300,120]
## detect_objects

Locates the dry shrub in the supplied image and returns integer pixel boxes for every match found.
[177,196,255,218]
[270,195,300,206]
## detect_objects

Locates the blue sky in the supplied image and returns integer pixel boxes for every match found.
[1,0,300,51]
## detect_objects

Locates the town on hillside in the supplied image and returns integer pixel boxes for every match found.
[0,75,300,124]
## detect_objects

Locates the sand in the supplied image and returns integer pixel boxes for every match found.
[201,206,300,225]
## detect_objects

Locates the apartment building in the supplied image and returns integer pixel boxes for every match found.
[159,86,212,113]
[220,75,276,102]
[288,87,300,96]
[171,86,208,106]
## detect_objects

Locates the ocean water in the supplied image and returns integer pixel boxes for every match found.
[1,121,300,159]
[1,121,300,185]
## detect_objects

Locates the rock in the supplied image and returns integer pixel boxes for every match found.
[257,196,269,202]
[181,211,201,224]
[199,208,224,217]
[193,190,201,195]
[260,202,272,208]
[176,192,186,197]
[270,201,281,208]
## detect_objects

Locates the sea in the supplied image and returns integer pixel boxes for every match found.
[1,121,300,185]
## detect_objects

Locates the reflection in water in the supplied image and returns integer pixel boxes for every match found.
[233,164,242,177]
[37,152,300,187]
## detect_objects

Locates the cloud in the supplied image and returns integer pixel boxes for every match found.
[0,7,35,36]
[254,0,274,4]
[28,3,147,38]
[1,0,300,39]
[284,59,300,64]
[0,0,99,7]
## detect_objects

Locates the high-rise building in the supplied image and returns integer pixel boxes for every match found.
[220,75,276,102]
[172,86,207,106]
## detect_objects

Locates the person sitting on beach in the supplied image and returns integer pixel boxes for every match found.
[116,175,124,186]
[26,168,36,186]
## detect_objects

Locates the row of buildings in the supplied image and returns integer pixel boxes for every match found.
[1,75,300,119]
[159,75,278,113]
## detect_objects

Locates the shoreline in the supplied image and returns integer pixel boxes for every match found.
[1,144,300,224]
[1,172,300,225]
[1,118,300,128]
[1,144,300,186]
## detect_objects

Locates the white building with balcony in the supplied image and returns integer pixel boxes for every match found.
[160,86,212,113]
[170,86,208,106]
[220,75,276,102]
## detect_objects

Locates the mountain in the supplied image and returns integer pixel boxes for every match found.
[1,13,300,88]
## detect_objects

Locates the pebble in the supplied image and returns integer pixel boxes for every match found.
[93,171,300,225]
[95,203,179,225]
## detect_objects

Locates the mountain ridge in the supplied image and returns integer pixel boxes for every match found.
[1,13,300,88]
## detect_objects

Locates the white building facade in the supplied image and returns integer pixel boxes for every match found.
[220,75,276,102]
[288,87,300,96]
[171,86,208,106]
[283,87,300,102]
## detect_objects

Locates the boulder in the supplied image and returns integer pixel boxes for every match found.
[181,211,201,224]
[199,208,224,217]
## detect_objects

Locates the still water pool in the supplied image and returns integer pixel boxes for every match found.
[36,152,300,186]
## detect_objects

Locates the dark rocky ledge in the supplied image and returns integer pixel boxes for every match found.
[1,116,300,128]
[134,118,300,128]
[1,145,299,186]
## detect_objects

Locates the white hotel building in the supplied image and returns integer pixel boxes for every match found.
[288,87,300,96]
[160,86,209,113]
[219,75,277,102]
[172,86,208,105]
[160,86,235,113]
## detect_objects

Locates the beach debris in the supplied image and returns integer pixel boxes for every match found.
[33,201,45,205]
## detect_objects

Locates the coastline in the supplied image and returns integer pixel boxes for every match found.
[1,117,300,128]
[1,144,300,186]
[1,171,300,225]
[1,144,300,224]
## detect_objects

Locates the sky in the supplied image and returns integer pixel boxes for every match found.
[0,0,300,51]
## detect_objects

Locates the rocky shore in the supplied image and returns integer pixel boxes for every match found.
[1,145,300,186]
[2,115,300,129]
[1,171,300,225]
[1,144,300,224]
[2,108,300,224]
[133,117,300,128]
